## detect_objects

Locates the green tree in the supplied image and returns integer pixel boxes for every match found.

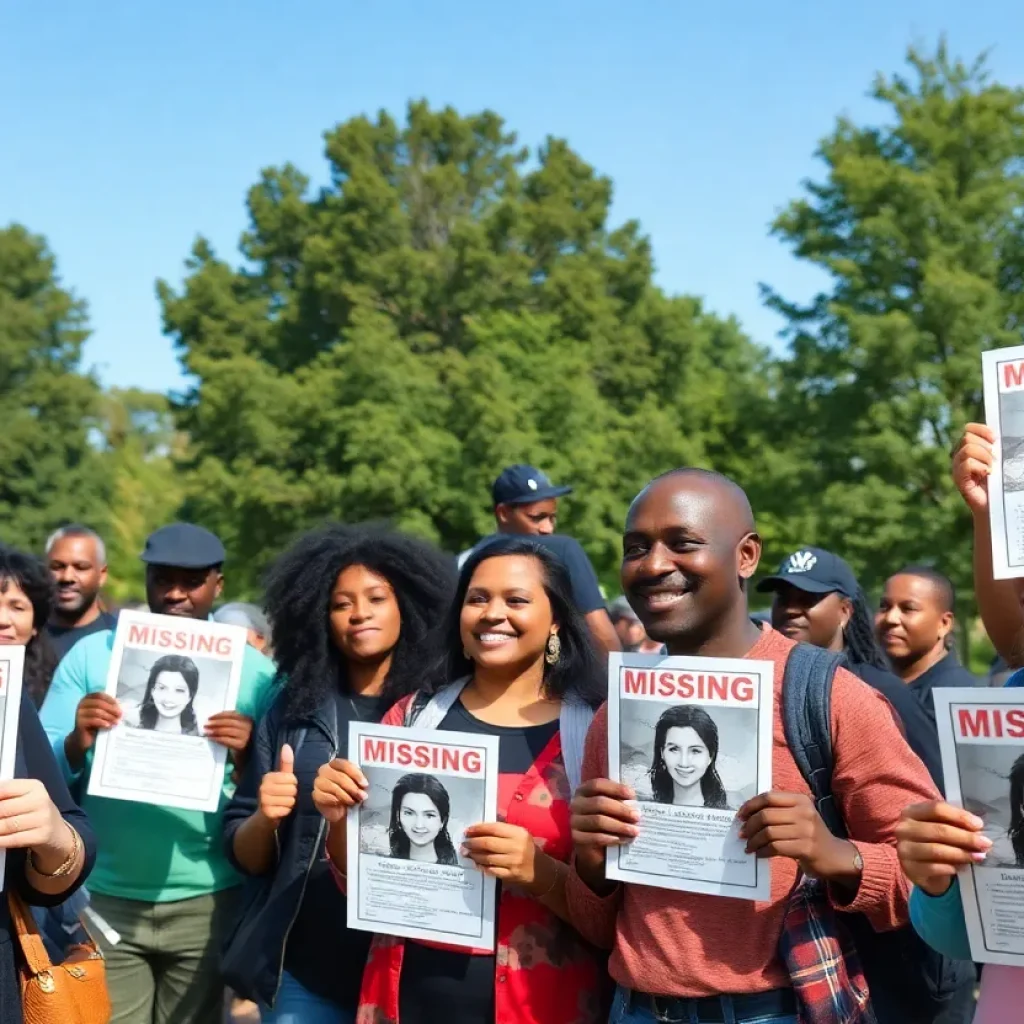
[765,43,1024,603]
[0,224,109,551]
[160,103,774,594]
[96,388,185,603]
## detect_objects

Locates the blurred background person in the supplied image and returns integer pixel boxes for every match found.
[459,464,620,656]
[876,566,978,723]
[44,524,116,660]
[214,601,272,657]
[607,595,664,653]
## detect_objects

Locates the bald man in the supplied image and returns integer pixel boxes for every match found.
[568,469,967,1024]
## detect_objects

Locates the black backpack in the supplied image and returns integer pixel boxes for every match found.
[781,644,974,1023]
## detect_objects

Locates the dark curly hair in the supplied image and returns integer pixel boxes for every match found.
[0,545,59,707]
[264,524,458,719]
[431,536,606,709]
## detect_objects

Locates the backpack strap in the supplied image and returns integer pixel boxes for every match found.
[404,679,470,728]
[559,698,594,795]
[780,643,848,840]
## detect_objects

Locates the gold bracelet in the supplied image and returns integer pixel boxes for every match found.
[27,822,80,879]
[534,860,566,900]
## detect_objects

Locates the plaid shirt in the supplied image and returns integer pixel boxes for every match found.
[779,878,876,1024]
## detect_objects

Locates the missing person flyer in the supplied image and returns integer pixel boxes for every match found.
[88,610,246,813]
[0,647,25,890]
[347,721,500,950]
[935,688,1024,966]
[607,652,774,901]
[982,344,1024,579]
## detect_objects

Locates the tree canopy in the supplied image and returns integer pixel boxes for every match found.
[765,43,1024,594]
[158,102,773,593]
[0,225,109,551]
[6,41,1023,630]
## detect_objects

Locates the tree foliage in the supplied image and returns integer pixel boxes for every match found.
[0,225,109,552]
[765,43,1024,597]
[95,388,185,603]
[159,102,774,594]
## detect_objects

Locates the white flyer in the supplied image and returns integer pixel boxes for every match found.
[0,647,26,890]
[982,344,1024,579]
[88,610,246,813]
[935,688,1024,966]
[347,721,499,950]
[607,652,774,900]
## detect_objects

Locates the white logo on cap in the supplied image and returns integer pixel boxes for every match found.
[527,478,538,490]
[786,551,817,574]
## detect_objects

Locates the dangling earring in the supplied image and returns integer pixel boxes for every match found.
[545,632,561,666]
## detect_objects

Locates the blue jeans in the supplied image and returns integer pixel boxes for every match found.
[609,986,798,1024]
[262,972,354,1024]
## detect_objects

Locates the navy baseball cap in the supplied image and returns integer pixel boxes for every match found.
[141,523,226,569]
[492,465,572,507]
[756,547,858,599]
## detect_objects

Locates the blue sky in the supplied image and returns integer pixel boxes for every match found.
[3,1,1022,392]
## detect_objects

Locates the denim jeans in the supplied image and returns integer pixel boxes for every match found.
[609,986,799,1024]
[262,972,355,1024]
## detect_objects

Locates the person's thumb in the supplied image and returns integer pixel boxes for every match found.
[279,743,295,775]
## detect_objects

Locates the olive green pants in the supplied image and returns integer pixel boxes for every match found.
[90,889,239,1024]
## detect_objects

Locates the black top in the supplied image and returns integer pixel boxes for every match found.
[909,652,978,725]
[46,610,118,660]
[222,688,390,1011]
[283,692,391,1007]
[0,691,97,1023]
[466,533,605,615]
[398,701,560,1024]
[847,659,946,793]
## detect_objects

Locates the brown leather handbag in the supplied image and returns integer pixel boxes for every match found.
[7,891,111,1024]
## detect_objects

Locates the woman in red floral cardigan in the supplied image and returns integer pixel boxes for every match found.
[312,536,610,1024]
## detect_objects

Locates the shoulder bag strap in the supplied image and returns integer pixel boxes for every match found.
[780,643,847,839]
[7,890,54,978]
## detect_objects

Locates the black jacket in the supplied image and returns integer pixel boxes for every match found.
[847,660,946,793]
[0,691,96,1023]
[221,692,346,1009]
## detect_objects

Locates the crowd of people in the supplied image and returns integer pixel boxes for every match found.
[0,430,1019,1024]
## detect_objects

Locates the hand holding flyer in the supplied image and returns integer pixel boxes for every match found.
[313,758,368,823]
[0,647,25,890]
[896,800,993,896]
[346,721,499,950]
[934,688,1024,965]
[606,652,774,901]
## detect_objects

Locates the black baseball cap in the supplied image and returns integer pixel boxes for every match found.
[492,465,572,507]
[140,523,226,569]
[756,546,858,599]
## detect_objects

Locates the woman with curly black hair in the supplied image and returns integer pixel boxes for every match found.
[313,536,610,1024]
[222,523,456,1024]
[0,545,60,707]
